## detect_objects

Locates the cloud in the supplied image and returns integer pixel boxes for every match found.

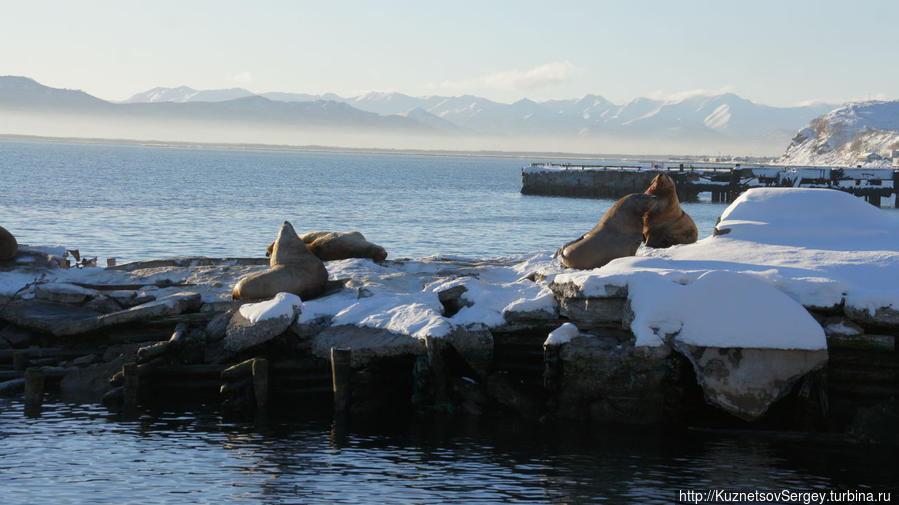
[231,71,253,83]
[646,85,738,102]
[431,61,579,92]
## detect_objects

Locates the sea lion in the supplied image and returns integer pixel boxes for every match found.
[556,193,659,270]
[233,221,328,301]
[265,230,388,262]
[0,225,17,261]
[643,174,698,248]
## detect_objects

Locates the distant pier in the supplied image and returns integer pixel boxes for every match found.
[521,162,899,207]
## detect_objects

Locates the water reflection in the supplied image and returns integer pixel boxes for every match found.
[3,398,894,504]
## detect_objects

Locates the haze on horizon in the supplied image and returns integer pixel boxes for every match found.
[1,0,897,156]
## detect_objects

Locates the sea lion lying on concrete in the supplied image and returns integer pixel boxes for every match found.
[266,231,387,262]
[233,221,328,301]
[556,193,659,270]
[0,225,17,261]
[643,174,697,248]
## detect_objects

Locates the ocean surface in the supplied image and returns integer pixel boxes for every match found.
[2,140,898,504]
[0,140,737,263]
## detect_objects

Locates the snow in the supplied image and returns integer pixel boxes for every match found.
[780,100,899,167]
[627,270,825,349]
[238,292,302,324]
[545,323,580,347]
[297,254,560,339]
[552,188,899,349]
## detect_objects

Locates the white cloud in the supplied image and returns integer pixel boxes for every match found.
[231,71,253,83]
[646,85,738,103]
[430,61,579,92]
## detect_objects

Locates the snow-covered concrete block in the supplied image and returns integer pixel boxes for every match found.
[674,343,828,421]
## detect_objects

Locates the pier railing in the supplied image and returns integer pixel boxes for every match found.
[522,163,899,206]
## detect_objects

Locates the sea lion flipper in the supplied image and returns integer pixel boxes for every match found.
[554,234,585,259]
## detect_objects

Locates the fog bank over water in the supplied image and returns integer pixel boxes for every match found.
[0,110,789,157]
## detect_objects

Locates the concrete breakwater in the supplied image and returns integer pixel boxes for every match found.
[0,252,896,444]
[522,163,899,206]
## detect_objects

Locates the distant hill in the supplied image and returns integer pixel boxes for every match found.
[0,76,852,154]
[124,84,835,147]
[780,101,899,166]
[0,76,430,132]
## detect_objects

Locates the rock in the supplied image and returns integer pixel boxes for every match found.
[844,304,899,330]
[71,353,98,366]
[60,357,123,402]
[673,342,829,421]
[311,325,426,367]
[823,318,864,338]
[0,324,33,348]
[437,285,472,317]
[83,292,202,335]
[559,296,628,329]
[847,398,899,445]
[34,283,99,304]
[105,290,140,307]
[444,325,493,379]
[4,291,202,337]
[557,334,672,423]
[223,293,302,353]
[205,309,234,342]
[0,225,17,261]
[233,221,328,301]
[486,372,541,419]
[83,294,123,314]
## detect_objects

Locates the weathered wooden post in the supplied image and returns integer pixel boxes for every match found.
[543,344,562,392]
[425,336,448,403]
[122,362,139,410]
[544,343,563,414]
[24,368,45,414]
[330,347,352,414]
[12,351,27,372]
[252,358,269,409]
[894,170,899,207]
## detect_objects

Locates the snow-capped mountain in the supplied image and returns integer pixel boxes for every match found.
[0,77,430,132]
[2,76,865,154]
[780,101,899,166]
[124,86,255,103]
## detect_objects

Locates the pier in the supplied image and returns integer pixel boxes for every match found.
[521,162,899,206]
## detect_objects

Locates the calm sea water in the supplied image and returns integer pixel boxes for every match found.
[0,140,733,263]
[2,140,898,503]
[1,398,896,505]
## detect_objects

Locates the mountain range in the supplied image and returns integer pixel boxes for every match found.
[0,76,841,154]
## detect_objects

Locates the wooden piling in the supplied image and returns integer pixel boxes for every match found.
[122,362,139,410]
[221,358,256,381]
[24,368,45,412]
[12,351,27,372]
[330,347,352,414]
[252,358,269,409]
[425,336,448,403]
[543,344,562,392]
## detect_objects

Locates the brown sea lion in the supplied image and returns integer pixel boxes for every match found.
[643,174,697,248]
[266,231,387,262]
[556,193,659,270]
[233,221,328,300]
[0,225,17,261]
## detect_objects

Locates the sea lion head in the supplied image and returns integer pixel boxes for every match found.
[645,174,678,202]
[270,221,317,266]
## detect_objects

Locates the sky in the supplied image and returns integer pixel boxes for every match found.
[1,0,897,106]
